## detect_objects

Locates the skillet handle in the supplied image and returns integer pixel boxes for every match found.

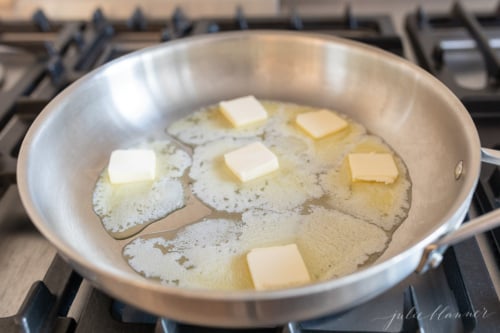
[416,147,500,273]
[481,147,500,165]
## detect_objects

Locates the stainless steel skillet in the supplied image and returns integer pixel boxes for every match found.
[16,31,500,327]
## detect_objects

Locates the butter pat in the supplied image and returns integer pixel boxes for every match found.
[247,244,311,290]
[296,109,348,139]
[348,153,399,184]
[108,149,156,184]
[219,96,268,127]
[224,142,279,182]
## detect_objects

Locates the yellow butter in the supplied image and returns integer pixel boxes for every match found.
[107,149,156,184]
[348,153,399,184]
[224,142,279,182]
[219,95,268,127]
[296,109,348,139]
[246,243,310,290]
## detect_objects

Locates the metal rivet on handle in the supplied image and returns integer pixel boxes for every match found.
[455,160,463,180]
[429,252,443,269]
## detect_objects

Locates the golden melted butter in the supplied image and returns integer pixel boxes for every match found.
[119,100,411,290]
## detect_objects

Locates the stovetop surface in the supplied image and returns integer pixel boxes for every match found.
[1,2,500,332]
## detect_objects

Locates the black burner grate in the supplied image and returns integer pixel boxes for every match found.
[193,6,403,56]
[406,2,500,117]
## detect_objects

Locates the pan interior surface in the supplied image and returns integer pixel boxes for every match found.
[17,32,481,326]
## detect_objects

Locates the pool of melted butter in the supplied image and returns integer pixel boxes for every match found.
[94,100,412,290]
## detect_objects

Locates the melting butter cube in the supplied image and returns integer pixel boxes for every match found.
[219,95,268,127]
[224,142,279,182]
[296,109,348,139]
[247,244,311,290]
[348,153,399,184]
[107,149,156,184]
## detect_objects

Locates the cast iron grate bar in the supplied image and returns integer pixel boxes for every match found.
[344,5,358,30]
[0,61,46,130]
[445,236,500,332]
[415,6,430,29]
[74,9,115,71]
[452,2,500,83]
[0,9,89,99]
[160,318,280,333]
[406,3,500,116]
[442,248,477,331]
[0,12,72,54]
[192,7,403,56]
[93,283,422,333]
[236,6,249,30]
[74,289,155,332]
[290,11,303,31]
[128,7,148,31]
[49,22,85,57]
[297,286,419,332]
[0,114,31,183]
[0,256,80,333]
[44,42,65,85]
[0,282,56,333]
[172,7,192,37]
[478,171,500,266]
[32,9,51,32]
[0,19,62,34]
[404,287,423,331]
[439,173,500,332]
[488,167,500,204]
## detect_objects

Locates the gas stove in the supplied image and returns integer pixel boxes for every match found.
[1,2,500,332]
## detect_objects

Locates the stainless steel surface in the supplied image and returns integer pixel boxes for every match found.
[417,208,500,273]
[416,148,500,273]
[426,208,500,248]
[284,322,300,333]
[481,147,500,165]
[16,31,484,327]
